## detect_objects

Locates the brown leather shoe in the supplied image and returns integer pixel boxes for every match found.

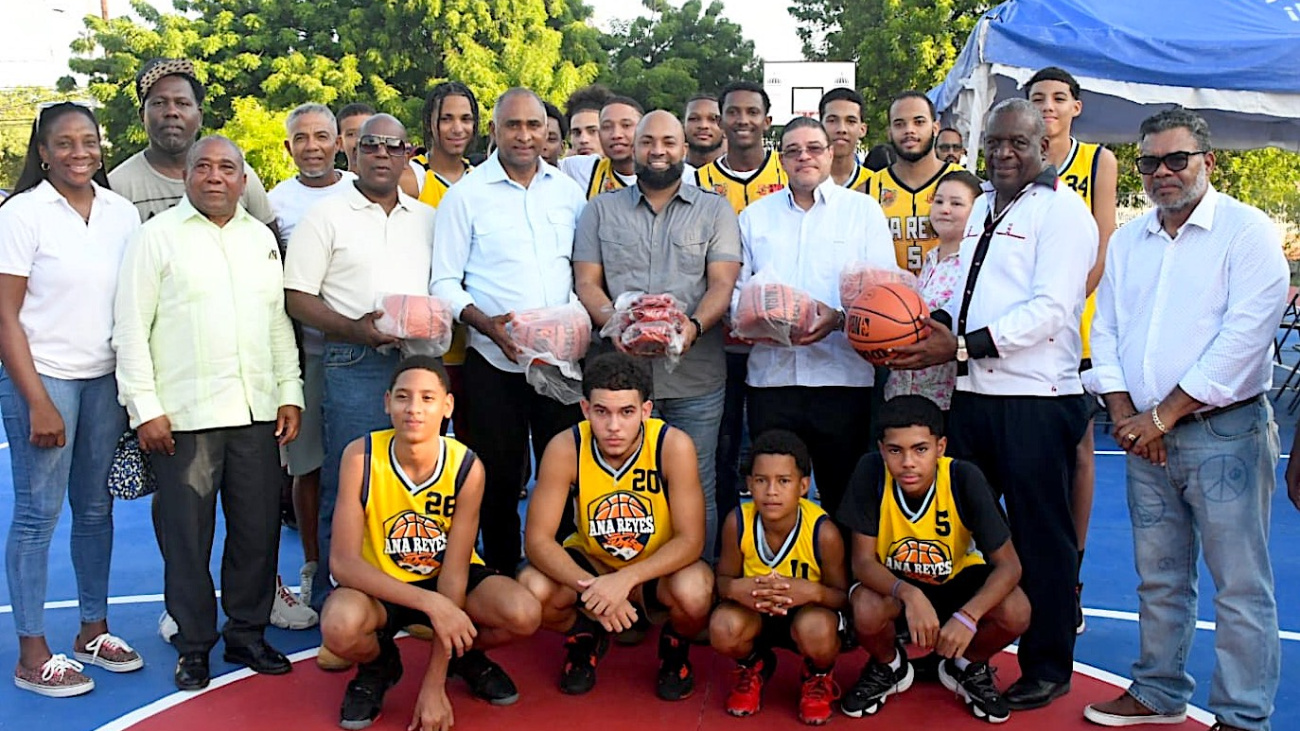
[1084,692,1186,726]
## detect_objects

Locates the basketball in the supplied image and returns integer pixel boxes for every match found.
[844,283,930,363]
[386,511,445,575]
[593,492,647,521]
[732,281,817,343]
[379,294,451,340]
[509,304,592,362]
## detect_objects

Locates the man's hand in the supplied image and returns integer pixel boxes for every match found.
[793,300,841,346]
[351,311,401,350]
[424,593,477,658]
[29,399,66,449]
[677,313,700,355]
[934,615,976,660]
[900,587,940,649]
[594,600,640,633]
[409,684,453,731]
[576,571,636,618]
[479,312,521,364]
[1114,410,1167,467]
[137,415,175,456]
[275,405,301,446]
[887,318,954,370]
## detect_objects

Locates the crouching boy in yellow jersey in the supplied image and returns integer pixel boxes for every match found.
[711,429,848,725]
[519,352,714,701]
[838,396,1030,724]
[320,356,541,731]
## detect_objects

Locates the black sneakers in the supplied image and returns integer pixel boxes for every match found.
[655,627,695,701]
[559,630,610,695]
[840,645,915,717]
[939,658,1010,723]
[449,649,519,705]
[339,634,403,730]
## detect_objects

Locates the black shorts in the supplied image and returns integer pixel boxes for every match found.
[564,547,669,617]
[380,564,498,633]
[894,564,993,634]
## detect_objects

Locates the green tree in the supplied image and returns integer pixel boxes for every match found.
[790,0,988,138]
[220,97,294,187]
[597,0,761,112]
[64,0,602,172]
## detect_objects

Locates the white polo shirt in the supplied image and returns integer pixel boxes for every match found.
[268,170,358,242]
[0,181,139,379]
[735,179,898,388]
[950,171,1097,397]
[284,182,435,321]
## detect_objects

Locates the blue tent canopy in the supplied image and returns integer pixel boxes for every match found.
[931,0,1300,151]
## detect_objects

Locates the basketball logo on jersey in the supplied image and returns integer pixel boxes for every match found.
[885,537,953,584]
[601,176,620,194]
[587,491,656,562]
[383,511,448,576]
[756,183,785,196]
[880,187,897,207]
[712,182,729,196]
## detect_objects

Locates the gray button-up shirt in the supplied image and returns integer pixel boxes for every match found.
[574,183,741,398]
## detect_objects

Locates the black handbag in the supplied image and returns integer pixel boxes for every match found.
[106,431,157,500]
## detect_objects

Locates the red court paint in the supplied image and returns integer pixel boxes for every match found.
[112,635,1212,730]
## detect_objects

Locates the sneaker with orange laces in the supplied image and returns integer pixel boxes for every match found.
[655,627,694,701]
[726,649,776,717]
[799,669,841,725]
[14,654,94,698]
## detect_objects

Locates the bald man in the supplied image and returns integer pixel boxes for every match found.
[284,114,438,611]
[574,110,742,555]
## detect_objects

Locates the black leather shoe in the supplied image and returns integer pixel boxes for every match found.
[175,651,210,691]
[223,639,292,675]
[1004,677,1070,710]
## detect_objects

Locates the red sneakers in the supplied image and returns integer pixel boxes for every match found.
[726,655,772,717]
[799,671,841,725]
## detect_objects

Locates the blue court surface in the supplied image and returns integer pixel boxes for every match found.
[2,387,1299,729]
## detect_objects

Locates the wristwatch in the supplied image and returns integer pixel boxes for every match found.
[955,335,969,363]
[688,316,704,338]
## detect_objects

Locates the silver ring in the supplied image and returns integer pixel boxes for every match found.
[1126,433,1138,441]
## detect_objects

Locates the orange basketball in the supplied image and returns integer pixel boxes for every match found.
[381,294,451,340]
[844,283,930,363]
[386,512,444,575]
[593,492,647,521]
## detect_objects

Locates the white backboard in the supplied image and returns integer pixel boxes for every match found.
[763,61,857,126]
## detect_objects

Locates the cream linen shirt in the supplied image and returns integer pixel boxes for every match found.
[112,198,303,430]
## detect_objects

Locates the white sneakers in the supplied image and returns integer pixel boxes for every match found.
[13,655,94,698]
[270,575,319,630]
[74,633,144,673]
[158,611,178,644]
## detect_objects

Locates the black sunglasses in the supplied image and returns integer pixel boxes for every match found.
[358,134,409,156]
[1135,150,1206,175]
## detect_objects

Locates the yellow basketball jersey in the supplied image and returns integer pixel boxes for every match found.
[410,154,472,365]
[875,457,985,586]
[360,430,483,583]
[566,418,674,569]
[864,162,961,273]
[841,163,871,192]
[737,498,829,582]
[694,151,788,214]
[586,157,632,200]
[1059,138,1102,360]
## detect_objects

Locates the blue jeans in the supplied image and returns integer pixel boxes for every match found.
[1,370,126,637]
[312,343,400,609]
[652,386,725,560]
[1124,398,1281,731]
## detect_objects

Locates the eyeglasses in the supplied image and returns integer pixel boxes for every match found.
[1135,150,1206,175]
[358,134,410,156]
[780,143,828,159]
[936,143,964,153]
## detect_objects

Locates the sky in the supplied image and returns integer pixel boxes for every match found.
[0,0,805,89]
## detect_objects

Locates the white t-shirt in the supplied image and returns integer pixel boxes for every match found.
[0,181,140,379]
[283,183,435,322]
[269,171,357,354]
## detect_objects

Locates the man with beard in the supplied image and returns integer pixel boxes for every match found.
[574,110,742,556]
[935,128,966,166]
[110,58,278,238]
[863,91,961,274]
[283,115,437,623]
[684,94,725,169]
[887,99,1096,710]
[1084,108,1288,731]
[819,88,871,191]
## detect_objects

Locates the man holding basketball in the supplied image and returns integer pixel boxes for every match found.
[733,116,896,519]
[1083,108,1287,731]
[888,99,1096,710]
[519,352,713,701]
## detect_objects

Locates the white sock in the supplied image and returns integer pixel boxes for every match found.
[953,656,971,671]
[887,652,903,671]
